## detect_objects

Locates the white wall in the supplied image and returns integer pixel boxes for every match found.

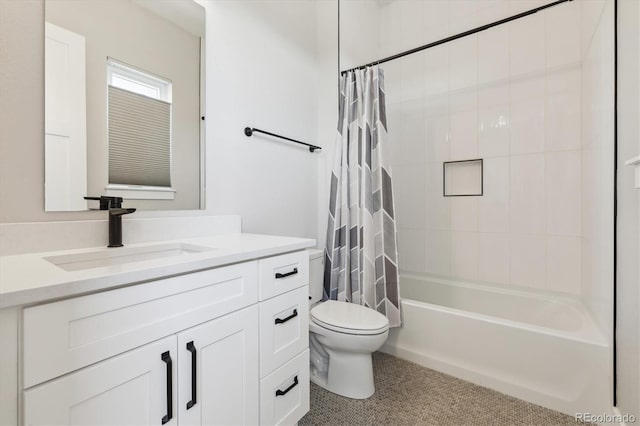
[0,0,326,248]
[315,0,339,251]
[616,0,640,418]
[339,0,380,70]
[205,0,321,240]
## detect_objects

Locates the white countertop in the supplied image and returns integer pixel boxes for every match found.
[0,233,316,309]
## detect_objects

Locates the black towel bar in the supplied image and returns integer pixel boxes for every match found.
[244,127,321,153]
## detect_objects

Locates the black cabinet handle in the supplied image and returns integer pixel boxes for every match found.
[161,351,173,424]
[275,268,298,279]
[275,376,299,397]
[186,341,197,410]
[274,309,298,325]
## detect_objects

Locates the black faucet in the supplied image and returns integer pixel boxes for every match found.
[84,196,136,247]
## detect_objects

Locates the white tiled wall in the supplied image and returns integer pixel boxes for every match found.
[580,0,614,336]
[377,0,587,295]
[339,0,613,299]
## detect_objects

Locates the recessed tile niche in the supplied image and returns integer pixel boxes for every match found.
[443,159,483,197]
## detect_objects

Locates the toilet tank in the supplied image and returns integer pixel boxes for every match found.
[307,248,324,304]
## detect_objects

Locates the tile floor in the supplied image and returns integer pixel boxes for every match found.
[300,352,584,426]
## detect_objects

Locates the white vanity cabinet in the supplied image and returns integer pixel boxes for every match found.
[16,249,311,426]
[24,306,259,426]
[24,335,179,426]
[22,261,259,389]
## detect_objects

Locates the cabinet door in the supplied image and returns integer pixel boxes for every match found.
[24,336,177,426]
[178,305,259,426]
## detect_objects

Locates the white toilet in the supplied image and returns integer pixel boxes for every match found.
[307,249,389,399]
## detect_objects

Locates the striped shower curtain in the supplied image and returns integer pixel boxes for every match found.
[323,66,401,328]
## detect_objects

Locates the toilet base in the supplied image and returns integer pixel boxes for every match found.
[310,349,375,399]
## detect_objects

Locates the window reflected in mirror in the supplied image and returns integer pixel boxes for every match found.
[44,0,205,212]
[107,59,174,199]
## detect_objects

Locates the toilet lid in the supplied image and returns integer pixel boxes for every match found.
[310,300,389,334]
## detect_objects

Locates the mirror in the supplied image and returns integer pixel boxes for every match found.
[44,0,205,211]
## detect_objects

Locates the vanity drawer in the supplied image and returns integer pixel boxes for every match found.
[258,250,309,301]
[23,261,258,388]
[260,349,310,426]
[259,286,309,377]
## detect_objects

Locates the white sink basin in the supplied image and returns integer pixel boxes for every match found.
[44,243,214,271]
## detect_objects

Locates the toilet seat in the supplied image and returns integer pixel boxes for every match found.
[310,300,389,336]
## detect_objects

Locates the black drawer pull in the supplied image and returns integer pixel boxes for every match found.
[161,351,173,424]
[274,309,298,325]
[186,341,197,410]
[275,268,298,279]
[275,375,299,397]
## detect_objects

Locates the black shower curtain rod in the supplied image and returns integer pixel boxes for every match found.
[340,0,573,75]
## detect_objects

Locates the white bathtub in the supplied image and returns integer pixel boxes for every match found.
[381,274,611,416]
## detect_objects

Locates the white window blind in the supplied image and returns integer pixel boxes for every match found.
[108,85,172,187]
